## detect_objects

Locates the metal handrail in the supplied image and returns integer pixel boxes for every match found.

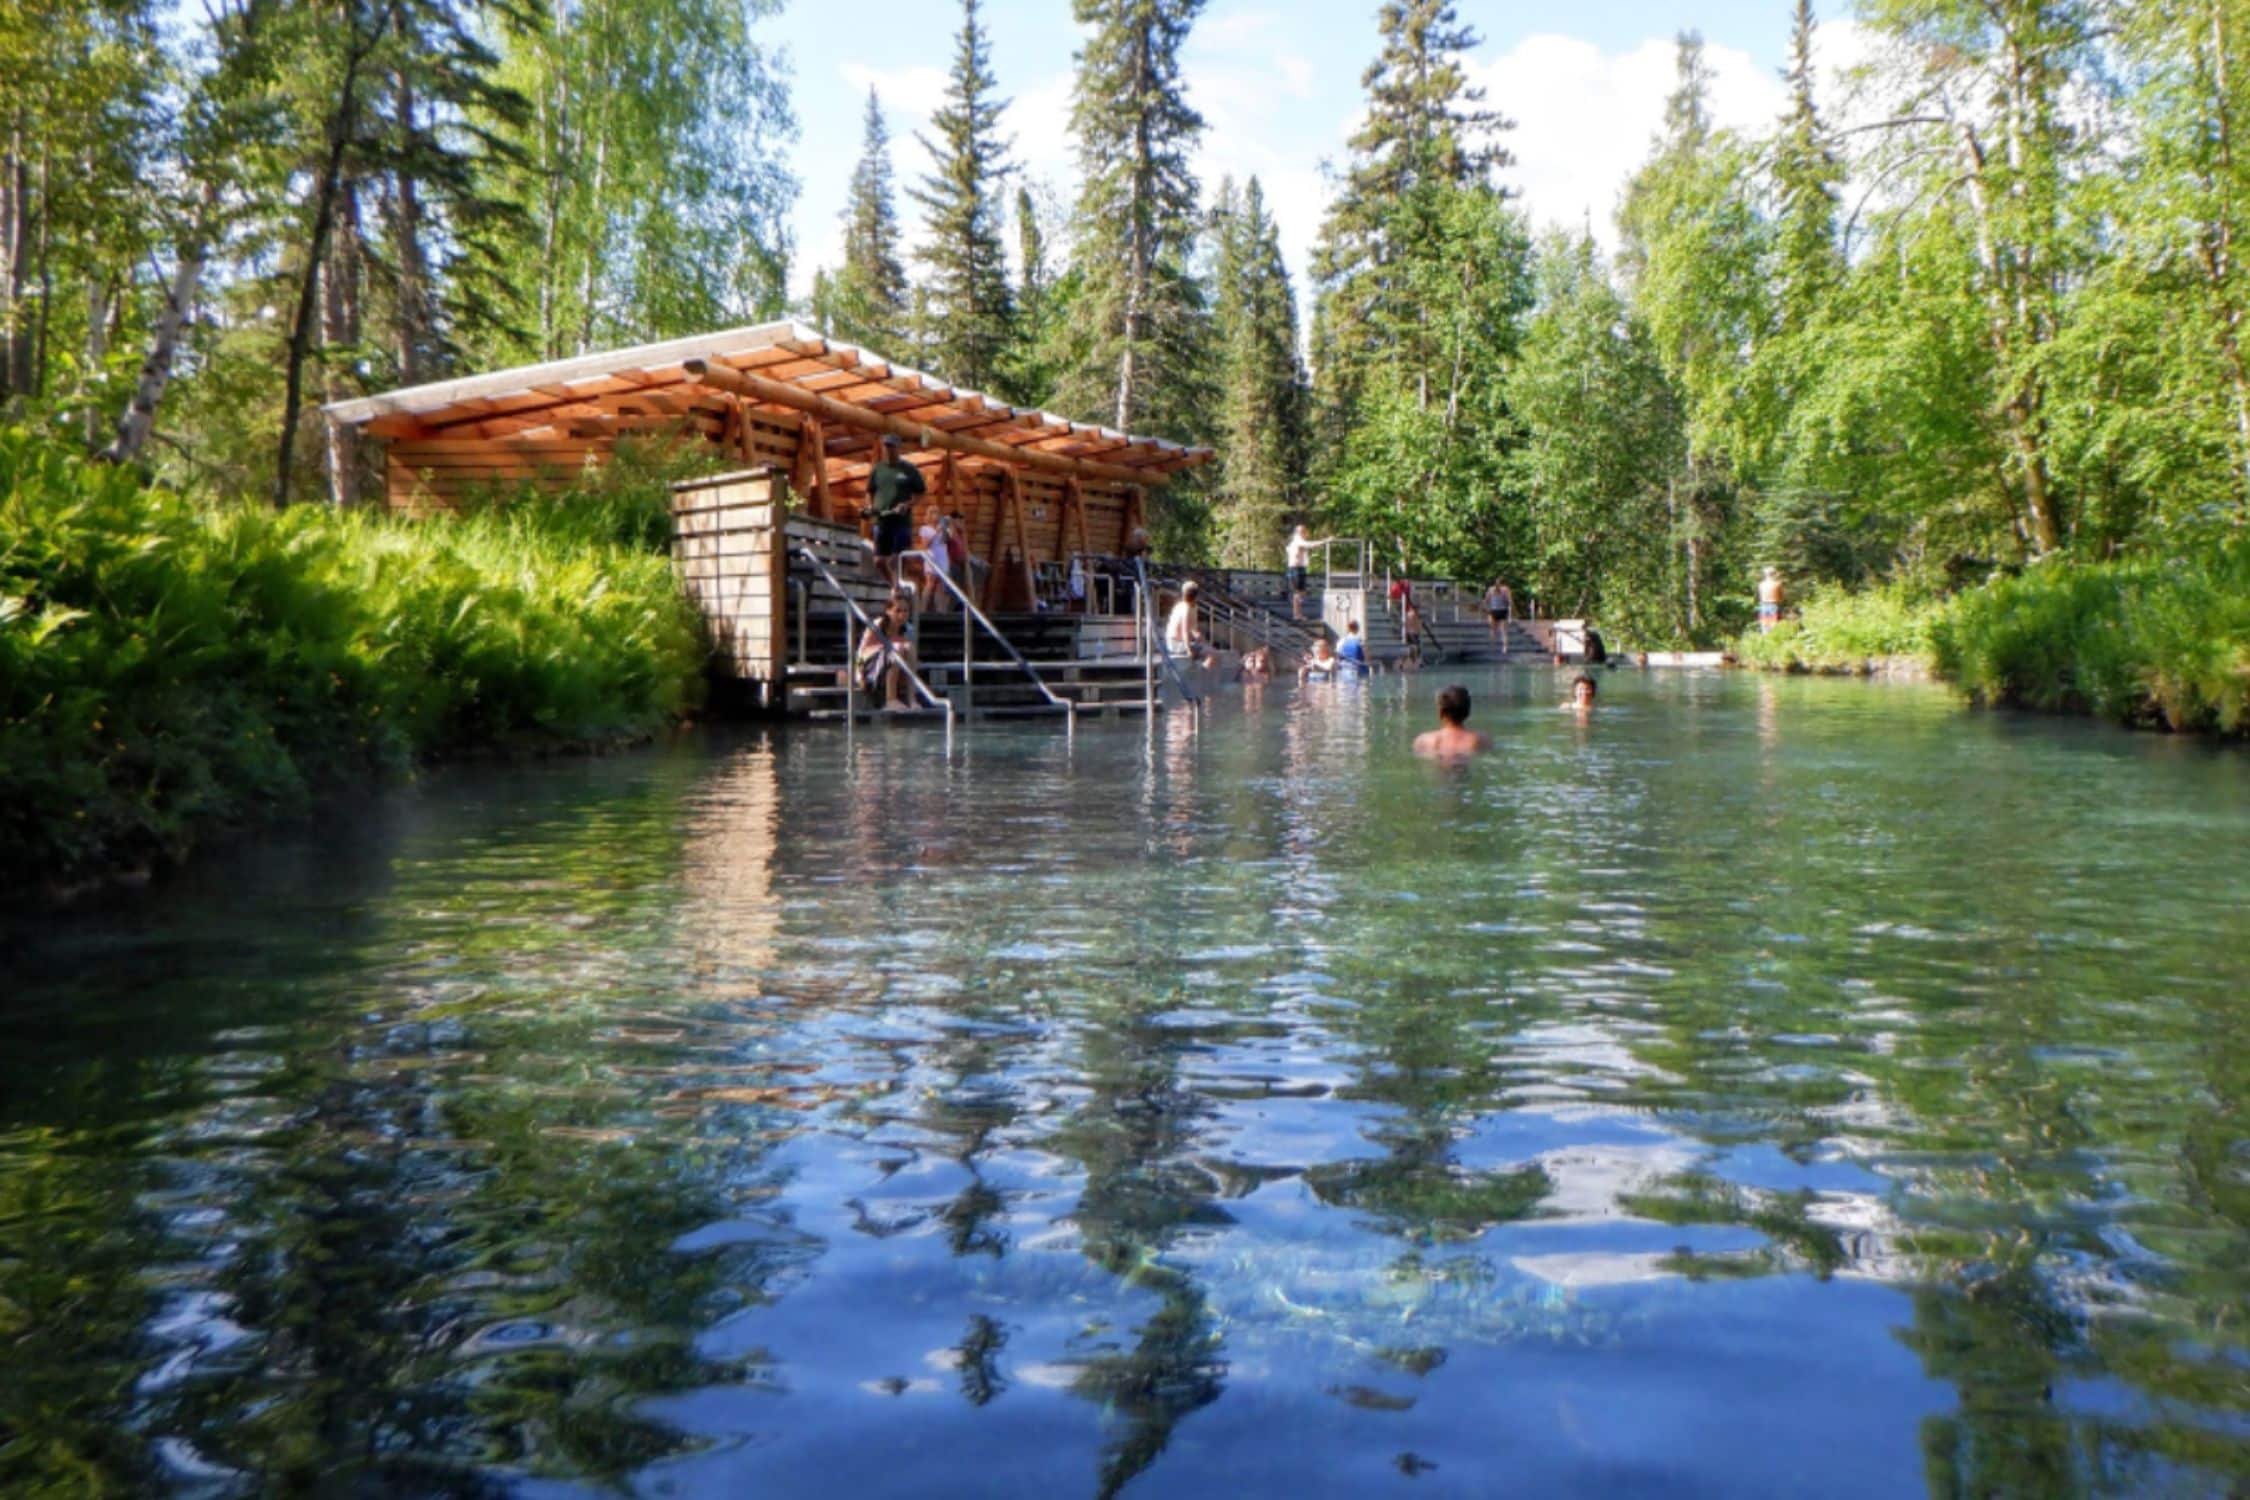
[790,545,954,725]
[1204,594,1307,668]
[1403,600,1447,664]
[1142,560,1325,662]
[1067,553,1118,615]
[907,548,1076,728]
[1136,558,1203,706]
[1314,536,1370,590]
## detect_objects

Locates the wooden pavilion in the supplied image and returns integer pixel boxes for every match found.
[320,320,1215,603]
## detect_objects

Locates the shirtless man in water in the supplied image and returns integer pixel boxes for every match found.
[1414,684,1492,757]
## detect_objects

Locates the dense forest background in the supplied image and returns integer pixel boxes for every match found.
[5,0,2247,644]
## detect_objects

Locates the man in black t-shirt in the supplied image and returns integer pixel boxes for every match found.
[866,435,927,585]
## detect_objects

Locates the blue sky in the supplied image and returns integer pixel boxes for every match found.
[764,1,1869,301]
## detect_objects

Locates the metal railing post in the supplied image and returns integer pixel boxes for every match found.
[1139,582,1154,713]
[793,545,951,721]
[907,547,1074,719]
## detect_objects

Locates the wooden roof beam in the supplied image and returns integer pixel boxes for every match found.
[683,359,1177,487]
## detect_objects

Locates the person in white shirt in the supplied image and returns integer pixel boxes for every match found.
[916,514,959,611]
[1166,581,1215,667]
[1284,524,1332,621]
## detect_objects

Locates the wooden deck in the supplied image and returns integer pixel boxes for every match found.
[674,469,1170,722]
[674,470,1597,727]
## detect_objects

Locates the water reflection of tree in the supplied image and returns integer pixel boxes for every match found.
[0,1136,163,1491]
[1308,972,1547,1245]
[1602,710,2250,1496]
[1044,992,1228,1499]
[4,747,819,1491]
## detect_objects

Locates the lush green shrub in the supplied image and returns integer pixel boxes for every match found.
[1732,582,1938,672]
[0,430,707,896]
[1931,539,2250,736]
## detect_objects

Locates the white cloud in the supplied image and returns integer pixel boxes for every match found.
[1481,33,1777,247]
[1181,24,1348,293]
[1478,22,1879,251]
[1199,9,1282,50]
[838,62,951,122]
[1011,69,1079,198]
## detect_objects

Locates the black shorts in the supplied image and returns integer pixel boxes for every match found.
[1287,566,1308,592]
[874,510,913,559]
[1488,607,1510,621]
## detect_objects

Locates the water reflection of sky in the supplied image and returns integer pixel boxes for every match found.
[3,669,2247,1497]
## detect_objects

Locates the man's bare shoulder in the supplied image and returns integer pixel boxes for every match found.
[1414,728,1491,757]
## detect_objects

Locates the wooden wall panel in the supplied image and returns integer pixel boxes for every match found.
[382,416,802,515]
[671,471,786,683]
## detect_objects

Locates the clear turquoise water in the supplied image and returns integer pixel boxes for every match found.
[4,668,2247,1497]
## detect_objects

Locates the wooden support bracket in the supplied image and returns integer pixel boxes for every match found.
[684,357,1190,488]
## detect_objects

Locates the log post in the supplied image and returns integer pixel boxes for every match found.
[793,412,831,520]
[1008,467,1036,610]
[1066,477,1095,560]
[982,467,1009,611]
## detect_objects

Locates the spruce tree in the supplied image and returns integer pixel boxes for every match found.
[997,183,1065,404]
[1016,184,1050,314]
[1753,0,1855,580]
[1055,0,1209,436]
[909,0,1015,388]
[1771,0,1842,328]
[1309,0,1511,418]
[823,87,910,349]
[1210,177,1307,567]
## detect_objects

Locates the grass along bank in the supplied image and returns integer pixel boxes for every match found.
[1730,584,1939,676]
[1931,538,2250,738]
[1,430,708,901]
[1727,540,2250,740]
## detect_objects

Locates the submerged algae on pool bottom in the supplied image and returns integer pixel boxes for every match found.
[3,669,2246,1496]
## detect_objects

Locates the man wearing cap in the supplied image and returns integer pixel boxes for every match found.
[867,435,927,586]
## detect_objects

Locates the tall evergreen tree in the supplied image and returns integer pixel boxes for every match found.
[1210,177,1306,568]
[910,0,1014,388]
[1750,0,1859,579]
[821,87,909,348]
[998,181,1067,403]
[1016,184,1050,314]
[1324,183,1534,581]
[1054,0,1208,436]
[1309,0,1511,423]
[1771,0,1842,329]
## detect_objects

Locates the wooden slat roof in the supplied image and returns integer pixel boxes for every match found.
[322,320,1214,476]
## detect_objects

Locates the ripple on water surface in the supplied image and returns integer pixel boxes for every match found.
[2,670,2247,1497]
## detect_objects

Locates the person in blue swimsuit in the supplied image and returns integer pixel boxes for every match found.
[1336,619,1370,676]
